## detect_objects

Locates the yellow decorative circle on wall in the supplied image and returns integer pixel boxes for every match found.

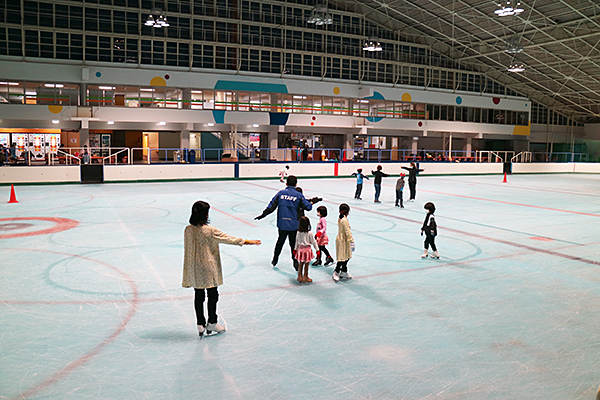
[401,93,412,102]
[48,105,63,114]
[150,76,167,87]
[333,86,340,95]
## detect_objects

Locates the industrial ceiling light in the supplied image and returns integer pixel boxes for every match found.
[507,63,525,72]
[363,38,382,52]
[494,1,524,17]
[145,8,170,28]
[505,35,523,54]
[307,4,333,26]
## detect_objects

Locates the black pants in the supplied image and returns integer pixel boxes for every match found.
[408,180,417,200]
[354,183,363,199]
[424,233,437,252]
[273,229,297,264]
[395,189,403,207]
[194,287,219,326]
[335,260,348,273]
[317,245,331,261]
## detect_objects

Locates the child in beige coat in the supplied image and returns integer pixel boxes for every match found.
[333,203,355,282]
[183,200,260,337]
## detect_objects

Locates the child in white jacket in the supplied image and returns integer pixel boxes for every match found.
[294,216,319,283]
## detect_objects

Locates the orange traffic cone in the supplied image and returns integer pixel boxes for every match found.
[8,184,18,203]
[502,172,507,183]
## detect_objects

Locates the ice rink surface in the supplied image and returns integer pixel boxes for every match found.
[1,173,600,400]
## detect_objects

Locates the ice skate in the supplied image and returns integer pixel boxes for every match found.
[421,250,428,259]
[206,322,226,335]
[303,274,313,283]
[430,251,440,259]
[312,259,322,266]
[324,256,334,266]
[332,271,340,282]
[197,324,205,338]
[339,271,352,280]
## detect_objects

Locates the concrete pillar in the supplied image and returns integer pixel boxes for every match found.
[343,132,353,160]
[411,137,418,156]
[268,126,279,160]
[466,137,472,155]
[79,120,90,147]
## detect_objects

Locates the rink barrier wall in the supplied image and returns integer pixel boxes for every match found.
[1,162,600,184]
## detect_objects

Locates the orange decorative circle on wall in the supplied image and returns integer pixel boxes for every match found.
[150,77,167,87]
[48,105,63,114]
[333,87,340,95]
[401,93,412,102]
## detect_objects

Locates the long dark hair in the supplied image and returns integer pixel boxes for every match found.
[298,216,311,232]
[189,200,210,226]
[339,203,350,219]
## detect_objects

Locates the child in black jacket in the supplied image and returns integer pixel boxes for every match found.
[421,202,439,259]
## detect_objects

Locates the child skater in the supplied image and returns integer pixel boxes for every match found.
[313,205,334,266]
[182,200,261,338]
[421,202,439,259]
[371,165,389,203]
[395,173,405,208]
[333,203,355,282]
[350,168,369,200]
[279,165,290,182]
[295,216,319,283]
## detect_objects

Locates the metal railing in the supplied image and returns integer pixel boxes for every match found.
[5,146,591,165]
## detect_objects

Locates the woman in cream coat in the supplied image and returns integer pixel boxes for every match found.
[183,201,260,337]
[333,203,355,282]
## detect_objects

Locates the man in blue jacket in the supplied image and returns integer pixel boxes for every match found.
[255,175,313,270]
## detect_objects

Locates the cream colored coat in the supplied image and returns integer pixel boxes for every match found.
[182,224,244,289]
[335,216,354,262]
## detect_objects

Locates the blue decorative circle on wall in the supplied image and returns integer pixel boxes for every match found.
[456,96,463,105]
[95,71,102,78]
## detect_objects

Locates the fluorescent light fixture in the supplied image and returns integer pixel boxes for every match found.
[357,99,370,103]
[293,95,307,99]
[52,120,59,124]
[107,121,115,125]
[25,91,37,96]
[0,82,19,85]
[45,84,64,88]
[140,88,154,92]
[314,104,321,107]
[252,124,260,127]
[207,122,215,127]
[191,90,203,94]
[99,86,116,90]
[158,121,166,125]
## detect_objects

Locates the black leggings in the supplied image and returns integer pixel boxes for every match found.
[408,180,417,200]
[317,245,331,260]
[334,260,348,273]
[194,287,219,326]
[424,234,437,252]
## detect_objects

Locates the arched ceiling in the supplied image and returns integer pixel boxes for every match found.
[331,0,600,123]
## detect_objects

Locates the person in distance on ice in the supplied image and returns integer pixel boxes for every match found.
[401,162,424,202]
[371,165,389,203]
[255,175,314,271]
[350,168,369,200]
[421,202,439,259]
[279,165,289,182]
[395,173,405,208]
[182,201,261,338]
